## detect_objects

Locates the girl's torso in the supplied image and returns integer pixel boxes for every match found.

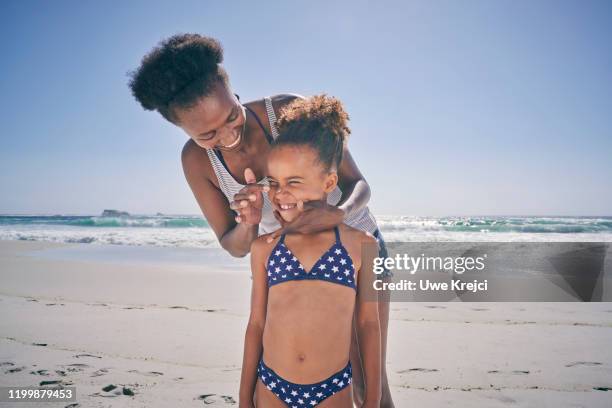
[205,95,380,235]
[261,225,361,384]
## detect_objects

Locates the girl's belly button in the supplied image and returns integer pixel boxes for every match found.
[296,353,306,362]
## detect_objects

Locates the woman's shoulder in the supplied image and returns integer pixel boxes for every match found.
[244,93,305,116]
[180,139,217,183]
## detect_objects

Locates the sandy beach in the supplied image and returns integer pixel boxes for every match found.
[1,239,611,407]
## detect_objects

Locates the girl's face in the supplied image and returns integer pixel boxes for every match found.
[267,145,338,222]
[173,81,246,151]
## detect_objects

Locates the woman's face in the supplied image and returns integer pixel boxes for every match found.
[267,145,338,222]
[173,81,246,151]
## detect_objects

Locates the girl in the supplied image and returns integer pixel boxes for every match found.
[239,95,381,407]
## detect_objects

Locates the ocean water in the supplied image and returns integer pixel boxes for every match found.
[1,214,612,248]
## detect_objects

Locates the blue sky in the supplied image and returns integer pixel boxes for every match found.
[0,0,610,216]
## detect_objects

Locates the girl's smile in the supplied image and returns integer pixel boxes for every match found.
[267,145,338,222]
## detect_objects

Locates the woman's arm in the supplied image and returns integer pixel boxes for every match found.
[336,147,372,217]
[356,234,382,407]
[181,141,262,257]
[238,237,269,407]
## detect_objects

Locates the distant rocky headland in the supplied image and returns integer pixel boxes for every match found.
[101,209,130,217]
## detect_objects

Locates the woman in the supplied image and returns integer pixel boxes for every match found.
[128,33,394,407]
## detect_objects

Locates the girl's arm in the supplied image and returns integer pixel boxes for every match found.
[238,237,270,407]
[356,234,382,407]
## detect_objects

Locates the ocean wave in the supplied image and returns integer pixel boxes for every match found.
[0,226,219,248]
[1,215,612,248]
[0,215,209,228]
[376,216,612,234]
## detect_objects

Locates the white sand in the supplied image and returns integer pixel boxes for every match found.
[1,240,611,407]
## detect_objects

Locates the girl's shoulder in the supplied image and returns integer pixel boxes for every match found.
[338,223,377,245]
[337,224,377,271]
[251,233,280,257]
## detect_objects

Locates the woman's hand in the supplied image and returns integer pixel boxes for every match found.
[265,200,345,243]
[230,168,269,226]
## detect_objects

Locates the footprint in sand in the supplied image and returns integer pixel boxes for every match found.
[74,353,102,359]
[471,308,489,311]
[64,403,80,407]
[565,361,603,368]
[424,305,446,309]
[64,363,89,373]
[127,369,164,377]
[91,368,109,377]
[97,384,136,397]
[397,368,439,373]
[5,366,27,374]
[30,369,50,376]
[197,394,236,404]
[40,380,60,386]
[0,362,15,367]
[123,306,144,310]
[488,370,530,375]
[40,379,73,386]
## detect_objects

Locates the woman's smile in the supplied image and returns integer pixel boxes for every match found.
[215,121,246,151]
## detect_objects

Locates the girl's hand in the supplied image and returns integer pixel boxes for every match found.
[266,200,345,243]
[230,168,269,226]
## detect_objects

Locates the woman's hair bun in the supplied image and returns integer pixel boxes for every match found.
[128,33,227,122]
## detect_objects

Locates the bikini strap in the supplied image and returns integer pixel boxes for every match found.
[244,105,274,144]
[278,232,286,245]
[213,103,274,176]
[333,225,341,244]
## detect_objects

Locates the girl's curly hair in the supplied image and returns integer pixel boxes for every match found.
[274,94,351,172]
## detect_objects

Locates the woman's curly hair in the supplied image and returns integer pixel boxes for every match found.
[274,94,351,172]
[128,33,228,123]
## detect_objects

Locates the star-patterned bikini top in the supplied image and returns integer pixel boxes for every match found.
[266,226,357,291]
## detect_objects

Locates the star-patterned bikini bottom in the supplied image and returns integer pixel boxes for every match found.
[257,357,352,407]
